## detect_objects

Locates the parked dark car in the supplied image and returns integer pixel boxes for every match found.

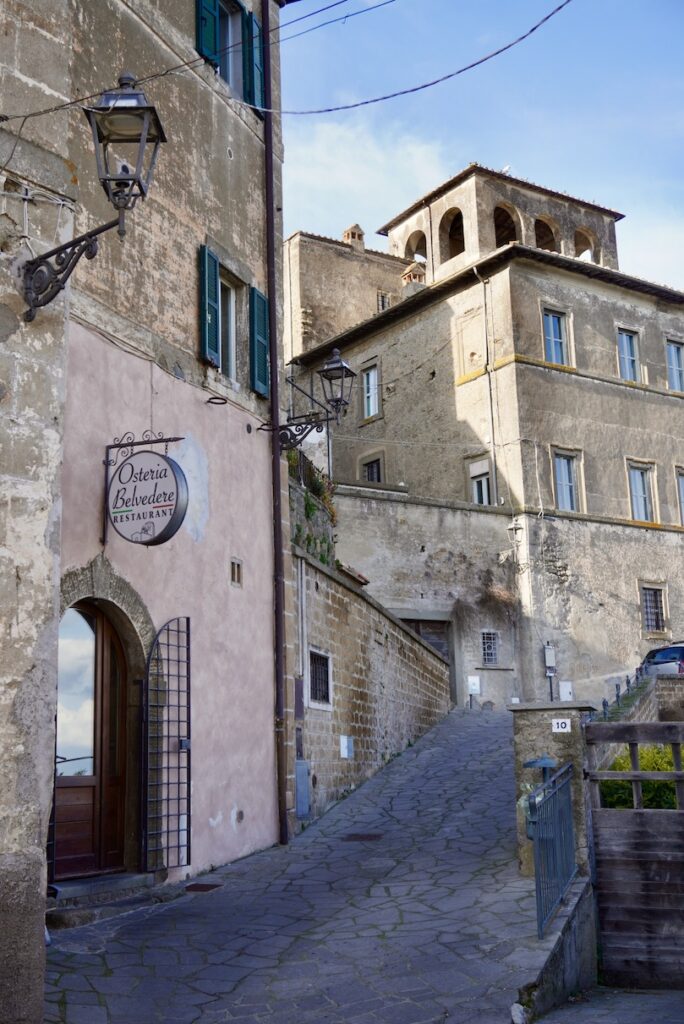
[639,643,684,678]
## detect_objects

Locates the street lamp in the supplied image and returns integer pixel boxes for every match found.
[22,72,166,321]
[317,348,356,424]
[265,349,357,451]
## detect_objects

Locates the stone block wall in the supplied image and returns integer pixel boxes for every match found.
[294,552,451,821]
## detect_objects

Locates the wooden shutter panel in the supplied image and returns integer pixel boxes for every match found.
[199,246,221,368]
[250,13,265,111]
[241,6,252,103]
[196,0,220,64]
[249,287,269,397]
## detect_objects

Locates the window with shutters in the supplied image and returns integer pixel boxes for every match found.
[199,245,268,394]
[361,365,380,420]
[667,340,684,392]
[196,0,264,111]
[543,309,570,366]
[617,329,640,382]
[467,458,492,506]
[199,245,243,382]
[309,650,331,707]
[552,450,582,512]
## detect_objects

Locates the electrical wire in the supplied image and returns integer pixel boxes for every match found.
[1,0,573,126]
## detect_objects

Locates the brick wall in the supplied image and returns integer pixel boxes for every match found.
[293,551,451,820]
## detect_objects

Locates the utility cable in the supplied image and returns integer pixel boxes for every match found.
[1,0,573,126]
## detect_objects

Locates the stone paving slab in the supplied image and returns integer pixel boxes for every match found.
[46,709,568,1023]
[538,987,684,1022]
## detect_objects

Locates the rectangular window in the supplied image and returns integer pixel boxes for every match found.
[481,631,499,666]
[472,474,490,505]
[629,463,654,522]
[309,651,330,705]
[554,452,578,512]
[362,365,379,419]
[219,274,236,380]
[468,458,491,506]
[230,558,242,587]
[641,586,666,633]
[617,330,639,382]
[377,290,391,312]
[543,309,568,365]
[667,341,684,392]
[197,0,264,110]
[678,471,684,526]
[199,245,247,382]
[362,458,382,483]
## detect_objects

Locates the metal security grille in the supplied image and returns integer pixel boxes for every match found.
[642,588,665,632]
[481,631,498,665]
[527,763,577,938]
[362,459,382,483]
[310,651,330,703]
[144,617,191,872]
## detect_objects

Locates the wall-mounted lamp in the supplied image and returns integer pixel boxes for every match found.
[264,349,357,451]
[22,72,166,321]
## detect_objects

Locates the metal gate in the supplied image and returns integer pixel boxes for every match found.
[144,617,191,872]
[527,763,578,937]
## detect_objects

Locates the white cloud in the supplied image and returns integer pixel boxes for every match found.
[283,118,452,245]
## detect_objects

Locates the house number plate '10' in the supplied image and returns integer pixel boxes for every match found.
[552,718,572,733]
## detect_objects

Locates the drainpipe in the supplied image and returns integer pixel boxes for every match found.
[473,265,499,506]
[263,0,289,846]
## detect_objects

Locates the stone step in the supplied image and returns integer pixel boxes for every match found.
[45,873,182,929]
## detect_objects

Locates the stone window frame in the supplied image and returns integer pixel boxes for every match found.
[665,337,684,393]
[550,446,584,514]
[307,646,333,710]
[376,290,392,313]
[626,458,658,524]
[638,580,669,639]
[465,455,492,506]
[359,358,382,423]
[615,324,642,384]
[358,449,386,485]
[539,301,575,368]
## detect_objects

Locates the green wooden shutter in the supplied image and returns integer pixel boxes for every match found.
[196,0,220,64]
[249,287,270,396]
[199,246,221,368]
[250,14,265,111]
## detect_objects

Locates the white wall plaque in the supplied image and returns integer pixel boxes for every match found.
[107,450,188,546]
[552,718,572,733]
[467,675,481,695]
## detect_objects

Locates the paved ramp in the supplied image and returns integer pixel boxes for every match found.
[46,710,565,1023]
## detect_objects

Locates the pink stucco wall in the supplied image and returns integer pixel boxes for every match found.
[61,321,279,874]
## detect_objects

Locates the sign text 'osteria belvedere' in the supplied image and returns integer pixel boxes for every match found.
[107,450,188,546]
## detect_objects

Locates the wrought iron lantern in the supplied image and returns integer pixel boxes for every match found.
[317,348,356,423]
[83,72,166,214]
[22,72,165,321]
[262,349,357,451]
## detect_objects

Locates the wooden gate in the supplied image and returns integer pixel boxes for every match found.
[585,721,684,988]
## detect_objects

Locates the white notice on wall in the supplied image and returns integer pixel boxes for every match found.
[552,718,572,733]
[467,675,481,696]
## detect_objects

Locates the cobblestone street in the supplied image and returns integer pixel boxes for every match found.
[46,709,547,1022]
[44,708,684,1023]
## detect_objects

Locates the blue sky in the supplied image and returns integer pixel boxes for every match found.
[280,0,684,288]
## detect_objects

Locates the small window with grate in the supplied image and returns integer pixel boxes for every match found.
[641,586,666,634]
[481,631,499,666]
[309,650,331,705]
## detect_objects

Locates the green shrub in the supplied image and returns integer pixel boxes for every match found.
[601,744,676,809]
[303,491,316,520]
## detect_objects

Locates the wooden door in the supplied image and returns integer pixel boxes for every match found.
[53,604,128,879]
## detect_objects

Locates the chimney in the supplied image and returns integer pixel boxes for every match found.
[343,224,365,252]
[401,261,426,297]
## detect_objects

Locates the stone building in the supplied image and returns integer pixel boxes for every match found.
[284,224,411,361]
[0,3,293,1019]
[287,164,684,709]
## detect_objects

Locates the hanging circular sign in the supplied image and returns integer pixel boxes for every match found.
[107,450,188,546]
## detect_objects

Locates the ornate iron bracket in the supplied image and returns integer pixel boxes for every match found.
[259,413,329,452]
[22,211,125,322]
